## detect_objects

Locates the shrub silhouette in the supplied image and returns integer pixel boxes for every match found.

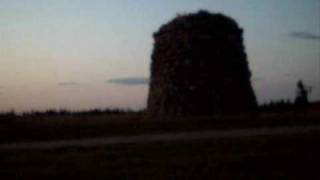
[295,80,311,108]
[259,99,293,113]
[147,10,257,117]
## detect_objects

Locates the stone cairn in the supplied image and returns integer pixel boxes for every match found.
[147,10,257,117]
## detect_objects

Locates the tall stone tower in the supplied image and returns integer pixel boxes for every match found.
[147,10,257,117]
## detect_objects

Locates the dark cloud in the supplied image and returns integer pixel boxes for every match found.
[289,32,320,41]
[58,82,80,86]
[108,77,149,85]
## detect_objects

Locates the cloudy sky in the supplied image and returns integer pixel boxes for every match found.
[0,0,319,112]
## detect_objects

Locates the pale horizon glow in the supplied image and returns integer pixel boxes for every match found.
[0,0,319,112]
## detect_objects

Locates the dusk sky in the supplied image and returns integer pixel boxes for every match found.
[0,0,319,112]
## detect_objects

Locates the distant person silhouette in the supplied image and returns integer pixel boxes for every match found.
[295,80,311,110]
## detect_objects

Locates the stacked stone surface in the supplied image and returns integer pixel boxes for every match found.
[147,10,257,117]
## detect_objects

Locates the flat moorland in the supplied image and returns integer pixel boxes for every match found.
[0,131,319,180]
[0,111,319,143]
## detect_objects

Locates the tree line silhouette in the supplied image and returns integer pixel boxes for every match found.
[0,80,314,119]
[0,108,135,120]
[259,80,312,113]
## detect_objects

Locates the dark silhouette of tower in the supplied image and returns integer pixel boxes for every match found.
[147,10,257,117]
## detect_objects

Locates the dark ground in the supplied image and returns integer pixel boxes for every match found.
[1,112,320,143]
[1,131,319,180]
[1,111,320,179]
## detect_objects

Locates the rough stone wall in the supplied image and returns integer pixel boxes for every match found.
[147,10,257,117]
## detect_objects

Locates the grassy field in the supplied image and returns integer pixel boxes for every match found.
[1,131,319,180]
[1,112,320,143]
[1,111,319,179]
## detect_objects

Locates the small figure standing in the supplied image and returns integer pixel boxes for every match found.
[294,80,312,109]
